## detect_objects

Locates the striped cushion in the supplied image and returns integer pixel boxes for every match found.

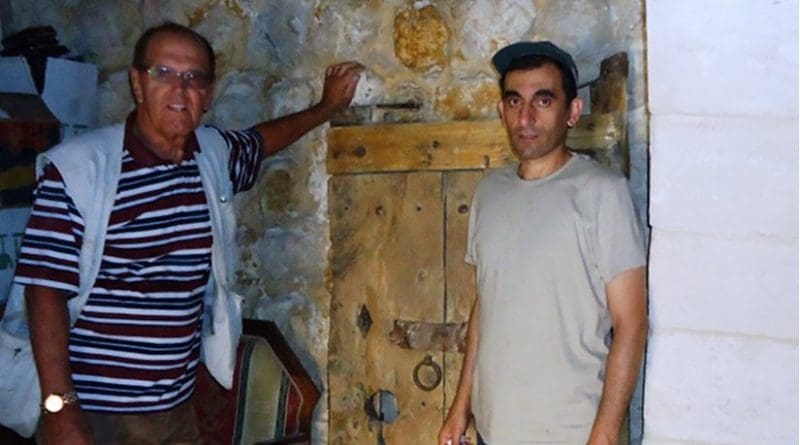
[193,327,313,445]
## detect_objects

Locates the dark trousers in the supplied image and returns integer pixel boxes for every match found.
[36,400,203,445]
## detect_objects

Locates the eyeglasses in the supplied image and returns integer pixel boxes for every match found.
[136,64,212,89]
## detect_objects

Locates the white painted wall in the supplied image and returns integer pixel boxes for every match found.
[644,1,798,444]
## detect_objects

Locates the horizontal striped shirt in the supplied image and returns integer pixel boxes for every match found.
[14,119,263,413]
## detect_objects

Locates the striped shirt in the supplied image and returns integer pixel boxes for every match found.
[14,118,263,413]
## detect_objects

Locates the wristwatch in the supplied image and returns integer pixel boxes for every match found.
[42,391,79,414]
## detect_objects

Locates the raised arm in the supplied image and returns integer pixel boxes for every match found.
[438,295,479,445]
[253,61,363,157]
[587,266,648,445]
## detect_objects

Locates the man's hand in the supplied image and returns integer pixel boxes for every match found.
[438,405,470,445]
[39,405,94,445]
[439,296,479,445]
[319,61,364,113]
[254,61,364,156]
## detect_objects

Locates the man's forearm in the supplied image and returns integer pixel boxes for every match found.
[25,285,75,396]
[439,297,480,445]
[590,319,647,441]
[589,267,648,443]
[254,103,336,158]
[254,61,362,158]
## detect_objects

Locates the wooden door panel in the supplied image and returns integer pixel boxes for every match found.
[443,170,483,443]
[329,172,445,445]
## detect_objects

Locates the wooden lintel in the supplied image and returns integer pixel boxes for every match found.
[327,113,622,174]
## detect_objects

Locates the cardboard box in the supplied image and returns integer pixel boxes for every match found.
[0,93,61,207]
[0,55,96,306]
[0,56,97,139]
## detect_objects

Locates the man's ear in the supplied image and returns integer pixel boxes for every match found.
[202,85,215,112]
[570,97,584,119]
[567,97,584,128]
[130,68,144,104]
[497,98,505,120]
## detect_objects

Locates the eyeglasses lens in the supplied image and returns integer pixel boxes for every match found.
[146,66,209,89]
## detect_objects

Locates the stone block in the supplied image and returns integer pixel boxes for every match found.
[649,115,798,237]
[309,2,383,65]
[393,5,450,72]
[533,0,617,83]
[644,331,798,444]
[649,230,797,340]
[647,0,798,117]
[450,0,536,74]
[244,1,316,74]
[194,3,249,71]
[433,74,499,120]
[210,71,268,129]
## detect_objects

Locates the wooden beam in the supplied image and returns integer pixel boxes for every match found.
[590,52,630,174]
[327,112,622,174]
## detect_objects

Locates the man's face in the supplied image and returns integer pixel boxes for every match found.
[498,63,582,161]
[130,31,213,144]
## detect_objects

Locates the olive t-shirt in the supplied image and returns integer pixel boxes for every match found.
[465,154,646,443]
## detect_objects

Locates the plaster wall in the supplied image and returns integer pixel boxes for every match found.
[2,0,648,442]
[645,0,798,443]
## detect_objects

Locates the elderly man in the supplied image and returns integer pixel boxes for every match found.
[0,22,362,444]
[438,41,647,445]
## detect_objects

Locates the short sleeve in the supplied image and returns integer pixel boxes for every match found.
[14,163,84,295]
[596,176,646,282]
[216,128,264,194]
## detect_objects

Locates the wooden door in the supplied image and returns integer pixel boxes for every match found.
[328,170,481,445]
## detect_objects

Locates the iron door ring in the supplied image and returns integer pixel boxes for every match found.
[413,355,442,391]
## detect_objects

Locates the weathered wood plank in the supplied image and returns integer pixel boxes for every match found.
[590,52,629,174]
[328,173,445,445]
[443,170,482,445]
[327,113,622,174]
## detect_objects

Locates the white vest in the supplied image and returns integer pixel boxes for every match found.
[0,123,244,436]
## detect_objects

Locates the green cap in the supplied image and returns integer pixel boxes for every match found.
[492,41,579,85]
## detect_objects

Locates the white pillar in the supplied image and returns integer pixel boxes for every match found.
[644,1,798,443]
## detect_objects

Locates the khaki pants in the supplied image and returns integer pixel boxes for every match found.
[38,400,203,445]
[477,419,630,445]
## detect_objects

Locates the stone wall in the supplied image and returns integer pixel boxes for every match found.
[2,0,648,442]
[645,0,798,443]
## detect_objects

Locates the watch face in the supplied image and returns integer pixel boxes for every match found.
[44,394,65,413]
